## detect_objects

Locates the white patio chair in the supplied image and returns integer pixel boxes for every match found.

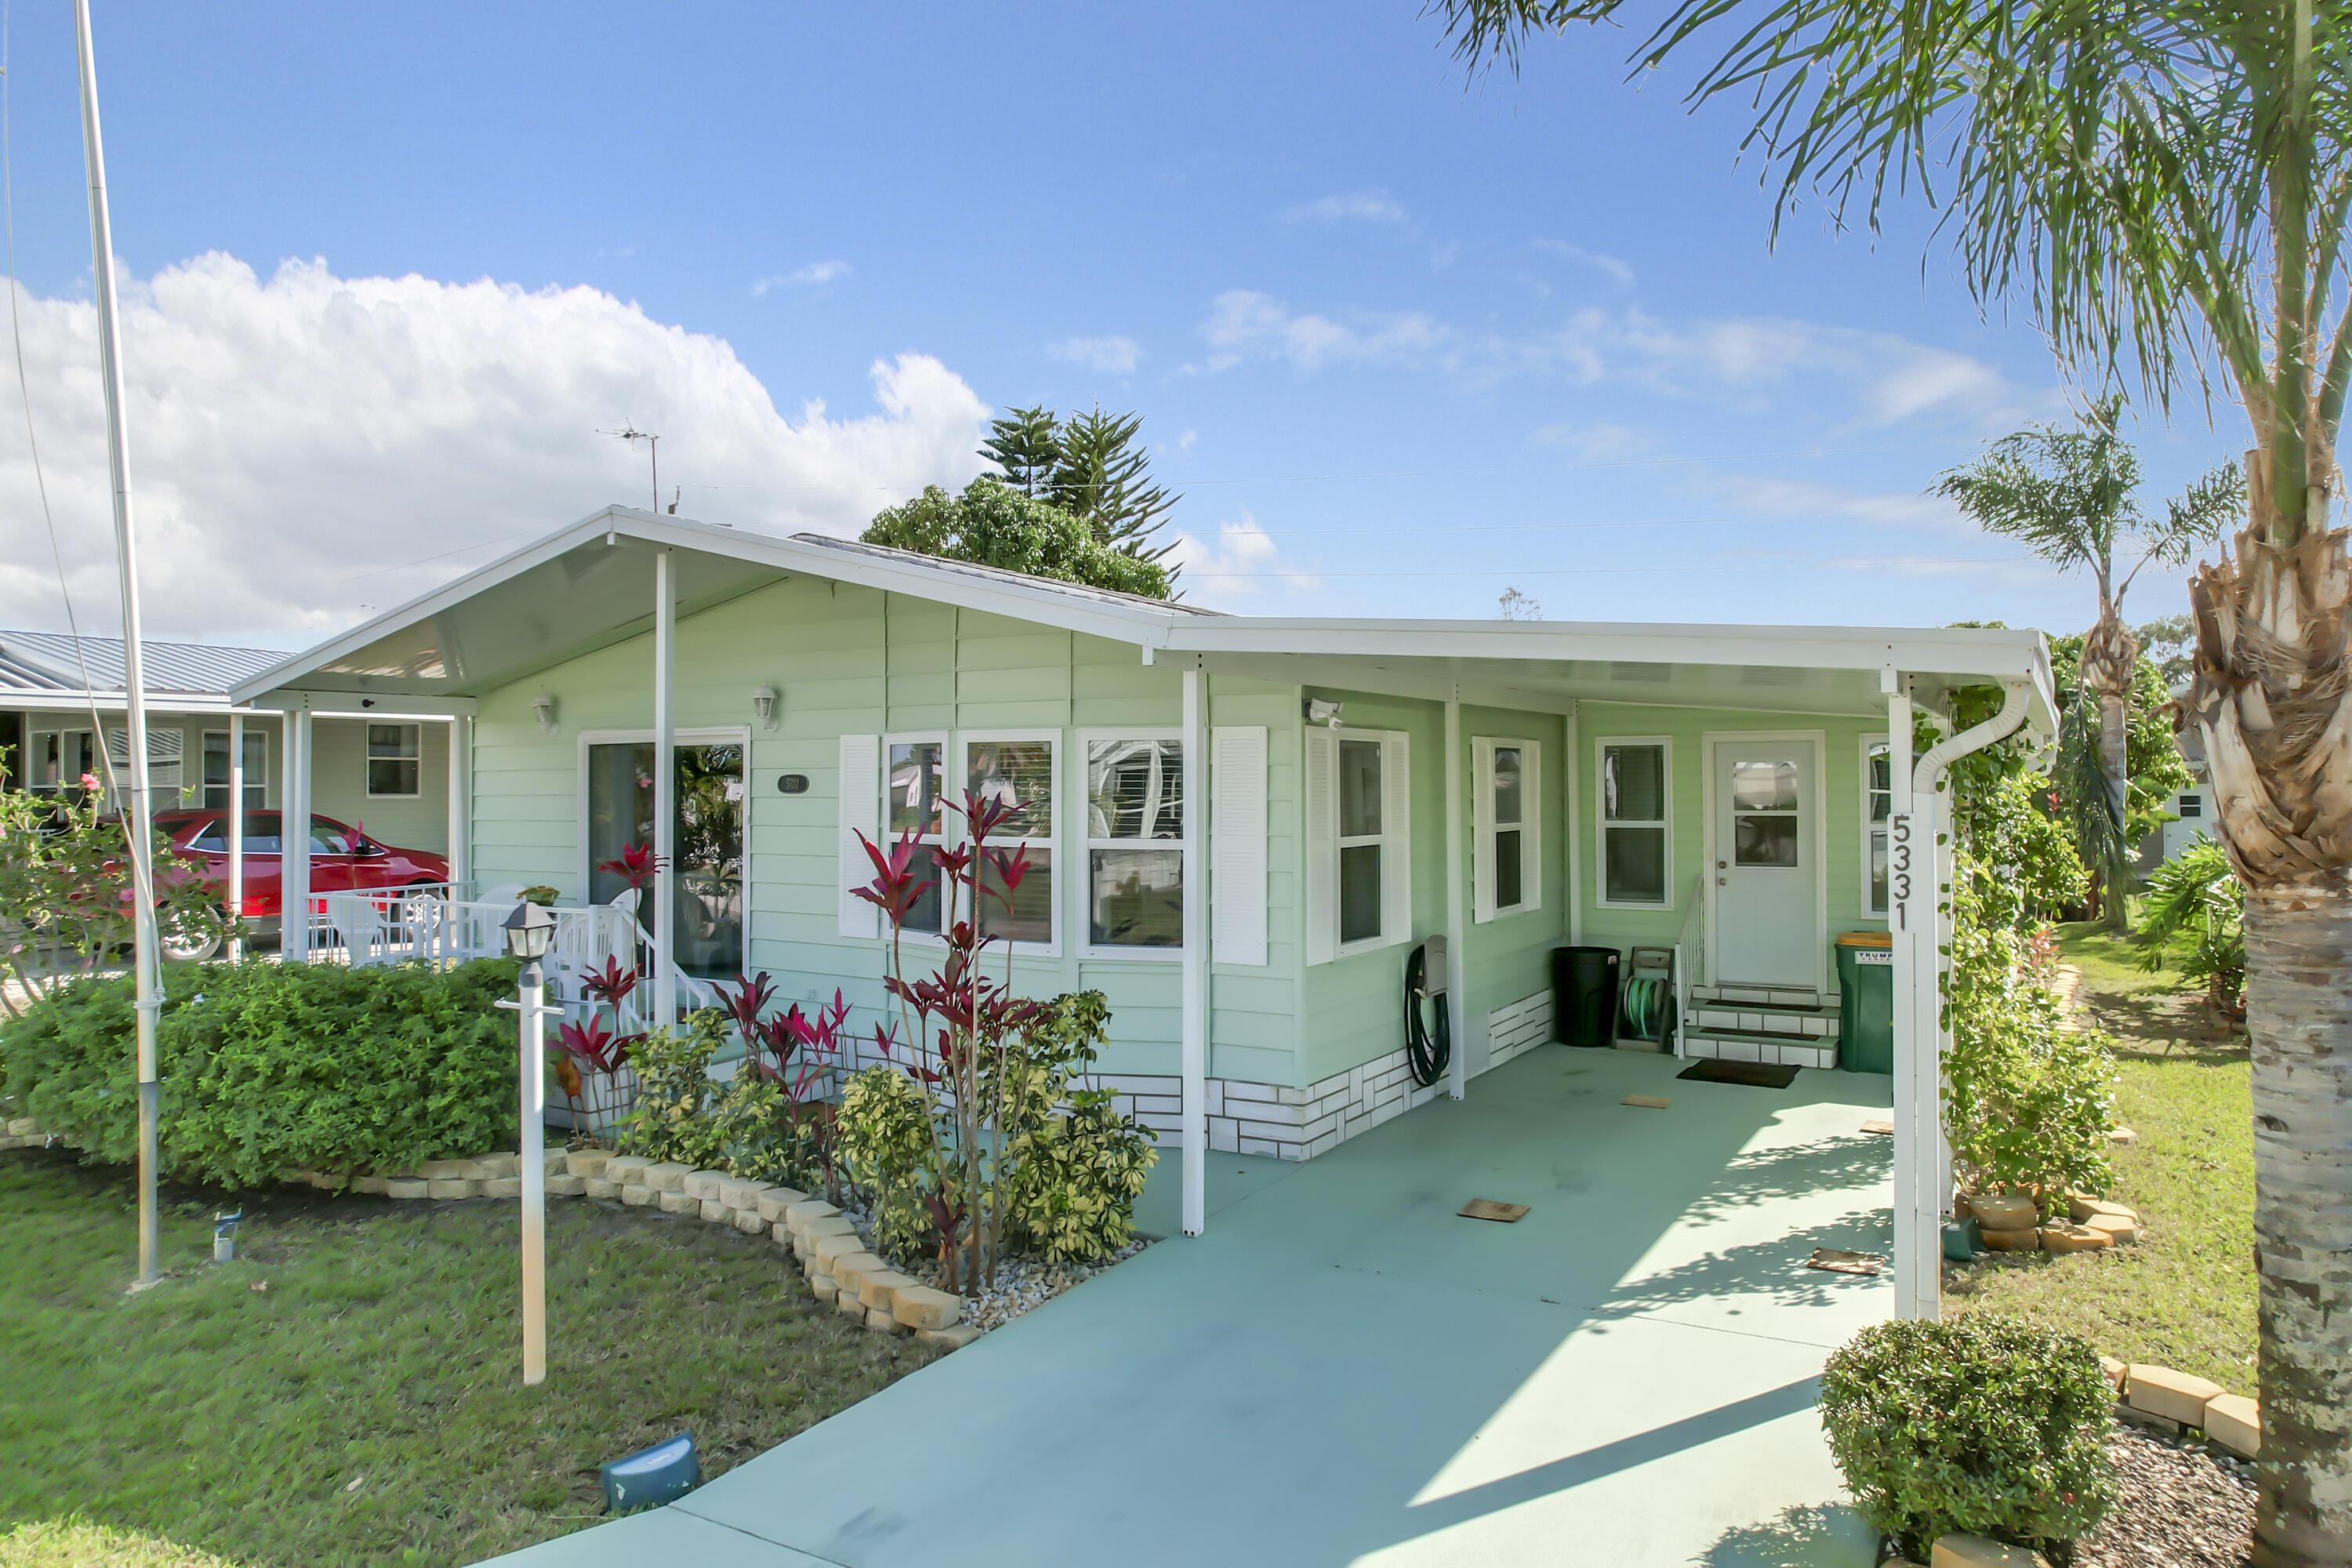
[324,892,385,967]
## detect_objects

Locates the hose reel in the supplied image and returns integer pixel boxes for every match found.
[1404,936,1451,1088]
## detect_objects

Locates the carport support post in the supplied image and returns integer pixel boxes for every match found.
[285,707,312,964]
[1444,695,1467,1100]
[1181,663,1207,1237]
[447,715,471,898]
[652,550,678,1025]
[226,711,244,963]
[1886,676,1923,1318]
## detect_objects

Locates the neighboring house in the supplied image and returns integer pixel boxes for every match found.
[232,506,2056,1316]
[0,627,454,863]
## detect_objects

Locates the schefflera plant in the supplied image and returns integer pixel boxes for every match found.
[853,789,1044,1294]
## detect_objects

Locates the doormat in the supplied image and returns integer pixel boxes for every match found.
[1678,1059,1800,1089]
[1458,1198,1530,1223]
[1805,1247,1885,1276]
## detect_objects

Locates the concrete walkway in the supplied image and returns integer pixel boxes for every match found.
[484,1047,1896,1568]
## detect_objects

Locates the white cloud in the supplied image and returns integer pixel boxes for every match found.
[752,260,851,294]
[1531,239,1635,287]
[1200,289,1455,374]
[0,252,989,639]
[1197,287,2045,428]
[1713,474,1969,532]
[1047,335,1141,374]
[1163,511,1318,608]
[1532,419,1652,463]
[1281,190,1408,225]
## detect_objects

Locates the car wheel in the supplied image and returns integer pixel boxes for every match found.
[158,905,223,963]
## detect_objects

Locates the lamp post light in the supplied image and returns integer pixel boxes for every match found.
[497,898,557,1386]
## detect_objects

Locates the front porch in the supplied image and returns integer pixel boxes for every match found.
[485,1044,1896,1568]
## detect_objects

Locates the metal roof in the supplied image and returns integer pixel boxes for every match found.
[0,630,289,696]
[788,533,1225,617]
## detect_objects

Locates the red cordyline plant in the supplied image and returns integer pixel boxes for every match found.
[733,982,855,1200]
[554,955,645,1138]
[854,789,1045,1293]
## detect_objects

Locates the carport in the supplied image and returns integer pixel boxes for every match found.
[481,1046,1899,1568]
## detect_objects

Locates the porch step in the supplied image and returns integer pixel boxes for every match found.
[1681,1026,1838,1072]
[1689,996,1830,1018]
[1686,1006,1839,1041]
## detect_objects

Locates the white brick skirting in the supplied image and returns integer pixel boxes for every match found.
[1096,988,1556,1163]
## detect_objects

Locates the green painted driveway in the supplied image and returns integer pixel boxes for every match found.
[484,1047,1894,1568]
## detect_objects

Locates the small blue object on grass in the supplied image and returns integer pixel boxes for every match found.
[601,1432,699,1514]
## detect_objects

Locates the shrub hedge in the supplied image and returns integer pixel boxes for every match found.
[0,959,521,1187]
[1820,1314,2115,1560]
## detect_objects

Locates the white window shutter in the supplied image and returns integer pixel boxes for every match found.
[1471,739,1495,924]
[1382,733,1412,945]
[1523,741,1543,913]
[1210,726,1269,967]
[837,733,881,939]
[1303,726,1336,967]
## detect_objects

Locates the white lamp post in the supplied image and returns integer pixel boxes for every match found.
[497,899,557,1386]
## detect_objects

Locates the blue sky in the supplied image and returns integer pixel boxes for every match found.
[0,0,2249,644]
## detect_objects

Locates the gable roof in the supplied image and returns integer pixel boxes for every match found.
[227,503,2056,734]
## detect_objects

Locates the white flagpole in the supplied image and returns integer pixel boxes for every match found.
[74,0,162,1286]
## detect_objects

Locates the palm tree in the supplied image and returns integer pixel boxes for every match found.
[1933,401,2239,929]
[1431,2,2352,1560]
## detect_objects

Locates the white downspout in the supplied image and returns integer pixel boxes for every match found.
[1893,677,2030,1319]
[1180,664,1207,1236]
[653,550,678,1025]
[1443,695,1467,1100]
[447,715,471,897]
[285,707,312,964]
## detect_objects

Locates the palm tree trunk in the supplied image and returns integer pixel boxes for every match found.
[2082,610,2141,931]
[2187,521,2352,1568]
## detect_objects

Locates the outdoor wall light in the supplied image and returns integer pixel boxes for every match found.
[501,899,557,964]
[530,695,558,737]
[752,685,779,731]
[1304,698,1345,728]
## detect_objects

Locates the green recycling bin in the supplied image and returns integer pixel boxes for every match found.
[1836,931,1895,1074]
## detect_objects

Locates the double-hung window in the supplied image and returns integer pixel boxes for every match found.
[1473,737,1540,921]
[1305,726,1410,962]
[1863,737,1893,917]
[884,735,949,935]
[962,733,1058,950]
[1084,734,1183,952]
[366,723,420,797]
[203,729,268,811]
[1597,738,1670,908]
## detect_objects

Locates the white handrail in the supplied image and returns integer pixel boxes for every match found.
[1671,871,1707,1057]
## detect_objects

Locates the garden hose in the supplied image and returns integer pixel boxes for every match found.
[1622,975,1670,1044]
[1404,941,1451,1088]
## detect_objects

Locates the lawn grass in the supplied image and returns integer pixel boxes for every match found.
[0,1149,933,1567]
[1943,919,2257,1395]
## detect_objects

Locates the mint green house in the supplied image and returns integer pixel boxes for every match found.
[233,506,2056,1318]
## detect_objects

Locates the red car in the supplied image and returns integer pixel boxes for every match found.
[155,808,451,953]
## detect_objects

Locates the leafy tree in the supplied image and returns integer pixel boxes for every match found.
[1432,0,2352,1550]
[976,405,1181,575]
[2135,613,2198,690]
[2042,632,2198,929]
[1933,400,2236,929]
[862,477,1171,599]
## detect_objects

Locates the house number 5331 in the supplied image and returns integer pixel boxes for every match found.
[1889,814,1912,928]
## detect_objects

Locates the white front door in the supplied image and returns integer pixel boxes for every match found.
[1711,739,1818,987]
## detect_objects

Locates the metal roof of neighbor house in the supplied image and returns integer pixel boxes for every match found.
[0,630,289,696]
[229,505,2059,735]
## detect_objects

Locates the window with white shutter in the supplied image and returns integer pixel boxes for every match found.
[1210,726,1268,966]
[1473,736,1540,922]
[837,733,882,938]
[1306,725,1410,962]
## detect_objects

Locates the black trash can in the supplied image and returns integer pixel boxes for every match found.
[1552,946,1621,1048]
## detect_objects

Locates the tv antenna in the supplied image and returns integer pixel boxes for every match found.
[599,423,660,513]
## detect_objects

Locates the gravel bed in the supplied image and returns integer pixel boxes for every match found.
[833,1196,1150,1335]
[2074,1423,2255,1568]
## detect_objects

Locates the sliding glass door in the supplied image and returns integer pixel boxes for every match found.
[586,735,745,982]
